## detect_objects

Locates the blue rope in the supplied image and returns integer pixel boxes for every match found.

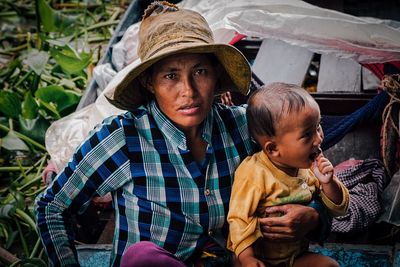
[322,91,389,150]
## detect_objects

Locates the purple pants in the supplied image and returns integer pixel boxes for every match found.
[120,241,186,267]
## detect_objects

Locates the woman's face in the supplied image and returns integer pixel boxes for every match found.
[145,53,219,133]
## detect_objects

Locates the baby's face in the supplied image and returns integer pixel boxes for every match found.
[272,105,323,174]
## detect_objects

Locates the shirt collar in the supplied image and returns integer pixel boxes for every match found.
[148,100,213,150]
[259,151,308,181]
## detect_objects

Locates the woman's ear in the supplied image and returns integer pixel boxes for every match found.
[138,72,154,94]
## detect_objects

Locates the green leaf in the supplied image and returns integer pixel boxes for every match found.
[36,100,59,119]
[0,117,7,138]
[5,230,18,250]
[22,93,39,120]
[23,49,49,76]
[59,78,77,89]
[19,116,50,144]
[0,91,22,119]
[20,258,47,267]
[0,59,21,82]
[38,0,76,33]
[3,191,25,210]
[1,130,30,151]
[50,45,92,75]
[46,35,74,47]
[35,85,80,114]
[0,204,16,219]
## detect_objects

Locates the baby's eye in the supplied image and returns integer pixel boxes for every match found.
[303,131,312,139]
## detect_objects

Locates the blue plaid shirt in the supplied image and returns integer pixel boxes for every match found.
[35,100,254,266]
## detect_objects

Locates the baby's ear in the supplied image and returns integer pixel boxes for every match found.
[264,141,278,157]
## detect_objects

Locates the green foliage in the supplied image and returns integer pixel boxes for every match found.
[1,130,30,151]
[19,116,50,144]
[23,50,50,76]
[0,0,129,263]
[38,0,76,34]
[0,0,123,155]
[22,93,39,120]
[50,45,92,75]
[35,85,80,115]
[0,91,22,120]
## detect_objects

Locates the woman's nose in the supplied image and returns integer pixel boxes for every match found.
[181,75,197,97]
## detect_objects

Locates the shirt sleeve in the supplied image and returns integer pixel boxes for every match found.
[320,176,350,217]
[227,160,264,256]
[35,116,130,267]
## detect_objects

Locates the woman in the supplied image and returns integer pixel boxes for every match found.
[35,2,328,267]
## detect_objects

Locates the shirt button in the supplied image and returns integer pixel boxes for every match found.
[208,230,213,236]
[205,189,211,196]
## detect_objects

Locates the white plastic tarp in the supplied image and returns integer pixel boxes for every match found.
[46,0,400,171]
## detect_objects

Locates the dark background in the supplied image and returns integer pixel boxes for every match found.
[305,0,400,21]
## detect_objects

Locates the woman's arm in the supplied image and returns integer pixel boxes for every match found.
[35,116,130,266]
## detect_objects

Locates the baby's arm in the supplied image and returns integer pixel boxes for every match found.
[313,154,343,205]
[238,246,266,267]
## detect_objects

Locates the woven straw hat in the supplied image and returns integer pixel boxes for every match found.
[106,1,251,111]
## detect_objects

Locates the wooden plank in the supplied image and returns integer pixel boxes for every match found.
[394,243,400,267]
[77,244,112,267]
[252,38,314,86]
[96,212,115,244]
[310,243,393,267]
[362,66,380,91]
[317,54,361,92]
[0,247,19,266]
[76,243,396,267]
[312,92,376,115]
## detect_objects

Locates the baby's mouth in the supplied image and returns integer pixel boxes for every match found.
[309,148,322,161]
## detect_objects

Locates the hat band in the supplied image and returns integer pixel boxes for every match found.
[145,39,211,59]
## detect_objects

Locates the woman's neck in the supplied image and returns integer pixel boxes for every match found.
[185,128,207,162]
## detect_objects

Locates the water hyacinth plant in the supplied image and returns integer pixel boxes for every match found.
[0,0,128,265]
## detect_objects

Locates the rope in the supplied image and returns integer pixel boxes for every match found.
[381,74,400,177]
[321,91,389,151]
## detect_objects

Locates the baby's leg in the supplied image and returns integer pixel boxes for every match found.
[293,252,339,267]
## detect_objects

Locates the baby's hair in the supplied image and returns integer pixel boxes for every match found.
[246,82,319,139]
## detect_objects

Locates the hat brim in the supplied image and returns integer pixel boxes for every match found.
[106,43,251,111]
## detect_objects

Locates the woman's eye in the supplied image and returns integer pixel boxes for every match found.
[194,68,207,76]
[165,73,177,80]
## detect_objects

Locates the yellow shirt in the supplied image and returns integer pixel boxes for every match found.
[227,151,349,264]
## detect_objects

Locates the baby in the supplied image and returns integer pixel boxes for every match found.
[227,82,349,267]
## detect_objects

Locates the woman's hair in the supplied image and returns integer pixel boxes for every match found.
[246,82,319,139]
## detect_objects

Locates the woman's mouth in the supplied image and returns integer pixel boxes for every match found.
[179,104,200,115]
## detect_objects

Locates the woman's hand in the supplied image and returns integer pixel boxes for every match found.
[220,91,235,106]
[258,204,319,241]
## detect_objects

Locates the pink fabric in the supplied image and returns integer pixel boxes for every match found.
[120,241,186,267]
[334,159,363,173]
[229,32,246,45]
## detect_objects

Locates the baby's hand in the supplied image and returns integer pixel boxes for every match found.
[312,154,334,184]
